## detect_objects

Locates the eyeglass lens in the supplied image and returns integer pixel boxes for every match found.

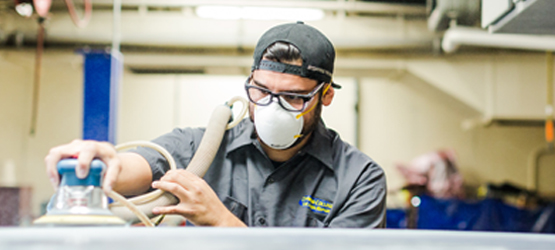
[246,86,306,111]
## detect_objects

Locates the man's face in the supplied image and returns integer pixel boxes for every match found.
[248,69,323,141]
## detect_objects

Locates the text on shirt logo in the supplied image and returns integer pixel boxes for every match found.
[299,195,333,215]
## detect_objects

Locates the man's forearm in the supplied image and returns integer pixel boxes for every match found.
[112,152,153,196]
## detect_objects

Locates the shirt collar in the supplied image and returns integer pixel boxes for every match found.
[301,118,335,171]
[226,118,258,153]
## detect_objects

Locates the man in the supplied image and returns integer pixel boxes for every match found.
[45,21,386,228]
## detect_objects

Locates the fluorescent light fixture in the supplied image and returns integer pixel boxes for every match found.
[196,6,324,21]
[196,6,242,20]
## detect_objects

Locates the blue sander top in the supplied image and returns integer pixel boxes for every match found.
[57,159,105,187]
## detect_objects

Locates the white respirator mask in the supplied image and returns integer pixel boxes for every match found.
[254,95,304,150]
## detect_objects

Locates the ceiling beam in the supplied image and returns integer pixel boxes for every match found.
[89,0,427,16]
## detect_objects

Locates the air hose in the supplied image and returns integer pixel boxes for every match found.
[108,96,248,226]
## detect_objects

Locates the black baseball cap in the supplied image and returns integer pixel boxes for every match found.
[251,21,341,89]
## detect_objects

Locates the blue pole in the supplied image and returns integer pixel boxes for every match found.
[80,50,122,144]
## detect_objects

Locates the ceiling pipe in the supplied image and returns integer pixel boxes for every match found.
[442,26,555,53]
[89,0,426,16]
[427,0,480,32]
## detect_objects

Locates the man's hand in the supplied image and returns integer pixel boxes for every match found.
[44,139,122,193]
[151,169,246,227]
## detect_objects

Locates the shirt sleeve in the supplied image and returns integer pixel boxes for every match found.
[327,160,387,228]
[129,127,204,182]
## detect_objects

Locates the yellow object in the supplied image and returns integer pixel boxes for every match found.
[477,185,488,198]
[546,51,554,145]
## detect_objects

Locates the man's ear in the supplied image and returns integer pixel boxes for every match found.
[322,83,335,106]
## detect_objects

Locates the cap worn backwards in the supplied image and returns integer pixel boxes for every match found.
[252,21,341,89]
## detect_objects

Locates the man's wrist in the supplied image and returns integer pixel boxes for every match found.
[215,210,247,227]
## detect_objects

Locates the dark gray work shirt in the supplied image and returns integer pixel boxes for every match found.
[133,118,386,228]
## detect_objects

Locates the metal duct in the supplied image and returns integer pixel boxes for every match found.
[485,0,555,35]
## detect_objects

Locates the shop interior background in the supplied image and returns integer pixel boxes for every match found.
[0,0,554,230]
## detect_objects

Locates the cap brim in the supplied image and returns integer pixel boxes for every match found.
[331,82,342,89]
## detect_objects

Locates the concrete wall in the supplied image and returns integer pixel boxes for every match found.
[1,49,553,217]
[0,49,83,216]
[118,74,357,145]
[359,76,548,192]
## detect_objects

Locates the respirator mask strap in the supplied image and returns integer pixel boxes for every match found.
[295,83,331,120]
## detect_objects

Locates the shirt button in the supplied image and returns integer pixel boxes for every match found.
[258,217,266,225]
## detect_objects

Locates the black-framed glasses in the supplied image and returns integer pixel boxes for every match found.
[244,76,326,112]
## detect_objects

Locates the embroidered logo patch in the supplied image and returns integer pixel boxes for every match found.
[299,195,333,215]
